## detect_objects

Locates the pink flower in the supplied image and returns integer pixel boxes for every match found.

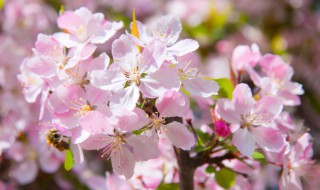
[130,15,199,60]
[232,44,261,73]
[247,54,304,106]
[48,84,110,131]
[55,7,123,60]
[91,34,180,111]
[279,133,314,190]
[80,107,159,179]
[216,83,285,156]
[146,90,195,150]
[172,53,219,98]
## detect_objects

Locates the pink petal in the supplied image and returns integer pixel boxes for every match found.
[85,86,111,107]
[232,83,254,116]
[251,127,285,152]
[106,172,132,190]
[80,111,114,135]
[154,15,181,46]
[78,43,97,60]
[156,90,189,117]
[183,77,219,98]
[135,21,153,45]
[25,56,56,77]
[162,121,195,150]
[111,146,135,179]
[112,34,139,61]
[167,39,199,56]
[253,96,283,125]
[90,21,123,44]
[126,134,160,161]
[57,11,85,35]
[259,54,293,81]
[109,84,140,111]
[232,44,260,71]
[35,34,63,56]
[293,133,313,159]
[279,169,302,190]
[140,68,180,98]
[216,99,241,124]
[17,61,45,102]
[80,134,109,150]
[278,90,301,106]
[232,128,255,157]
[71,127,91,144]
[142,39,166,70]
[114,108,148,132]
[70,144,85,165]
[87,52,110,71]
[52,111,79,129]
[90,70,126,91]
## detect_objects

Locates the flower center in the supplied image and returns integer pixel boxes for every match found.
[70,98,95,117]
[122,66,141,86]
[100,132,126,158]
[148,113,165,130]
[177,61,199,80]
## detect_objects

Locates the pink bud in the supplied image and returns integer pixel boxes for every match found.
[214,120,231,138]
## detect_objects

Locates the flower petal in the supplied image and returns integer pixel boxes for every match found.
[232,128,255,157]
[162,121,195,150]
[156,90,189,117]
[183,77,219,98]
[251,127,285,152]
[167,39,199,57]
[111,146,135,179]
[140,69,180,98]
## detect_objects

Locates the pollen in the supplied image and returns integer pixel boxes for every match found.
[70,98,95,117]
[148,113,165,130]
[121,66,141,86]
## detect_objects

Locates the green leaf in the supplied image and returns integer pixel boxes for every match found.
[252,151,267,164]
[132,127,148,135]
[64,148,74,171]
[194,145,212,153]
[0,0,6,10]
[205,165,216,173]
[156,183,179,190]
[195,129,210,146]
[214,78,234,99]
[223,144,238,152]
[203,77,234,99]
[215,168,236,189]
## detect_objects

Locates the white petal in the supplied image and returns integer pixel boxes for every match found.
[232,128,255,157]
[167,39,199,56]
[183,77,219,97]
[140,69,180,98]
[90,70,126,91]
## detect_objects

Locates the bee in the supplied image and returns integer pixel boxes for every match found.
[46,128,69,151]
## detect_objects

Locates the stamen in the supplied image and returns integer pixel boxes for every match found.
[70,98,95,117]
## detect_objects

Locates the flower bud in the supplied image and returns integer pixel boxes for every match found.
[214,120,230,138]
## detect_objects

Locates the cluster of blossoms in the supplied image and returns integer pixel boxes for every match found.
[18,6,218,180]
[7,5,316,190]
[0,1,112,189]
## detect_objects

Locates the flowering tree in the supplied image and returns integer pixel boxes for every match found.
[0,1,317,190]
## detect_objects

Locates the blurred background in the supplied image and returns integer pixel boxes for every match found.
[1,0,320,189]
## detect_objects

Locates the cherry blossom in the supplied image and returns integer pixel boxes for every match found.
[216,83,285,156]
